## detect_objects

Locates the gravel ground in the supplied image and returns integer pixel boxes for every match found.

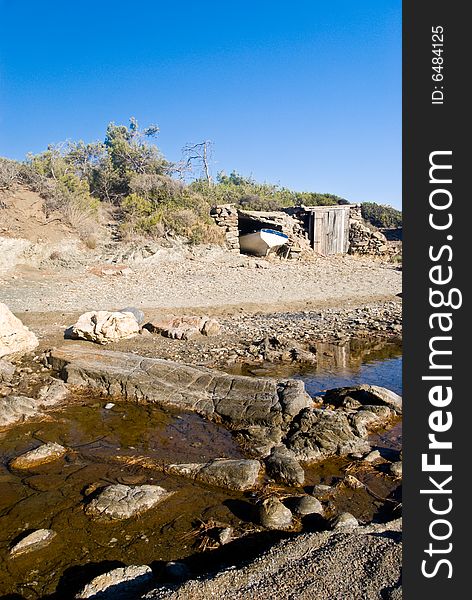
[142,519,402,600]
[0,245,401,313]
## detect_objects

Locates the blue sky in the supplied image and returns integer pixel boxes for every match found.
[0,1,401,207]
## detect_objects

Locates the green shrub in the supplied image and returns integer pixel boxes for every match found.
[361,202,402,228]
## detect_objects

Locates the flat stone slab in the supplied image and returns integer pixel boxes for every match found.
[10,442,67,470]
[85,484,174,520]
[48,345,312,429]
[76,565,153,599]
[10,529,56,556]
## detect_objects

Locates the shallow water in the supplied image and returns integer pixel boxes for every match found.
[0,338,402,599]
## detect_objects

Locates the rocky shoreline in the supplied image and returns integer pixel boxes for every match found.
[0,299,402,599]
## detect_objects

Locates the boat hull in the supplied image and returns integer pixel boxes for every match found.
[239,229,289,256]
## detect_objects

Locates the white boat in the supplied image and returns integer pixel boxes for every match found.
[239,228,289,256]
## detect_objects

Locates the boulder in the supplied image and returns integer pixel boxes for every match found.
[0,303,38,359]
[0,395,39,428]
[10,442,67,470]
[145,315,221,339]
[75,565,153,599]
[0,358,15,382]
[324,385,402,415]
[85,484,173,520]
[265,445,305,486]
[258,496,293,529]
[285,407,371,461]
[166,458,261,491]
[10,529,56,556]
[332,512,359,530]
[70,311,140,345]
[286,495,324,516]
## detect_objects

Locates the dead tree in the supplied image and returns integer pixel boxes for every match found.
[182,140,213,184]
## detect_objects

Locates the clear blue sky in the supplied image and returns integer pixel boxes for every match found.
[0,0,401,207]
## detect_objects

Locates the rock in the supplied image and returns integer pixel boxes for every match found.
[285,408,371,461]
[166,459,261,491]
[0,395,39,427]
[350,411,380,438]
[201,318,221,337]
[48,346,312,435]
[390,461,402,478]
[259,496,293,529]
[217,527,233,545]
[37,378,69,405]
[85,484,174,520]
[311,484,334,501]
[0,358,15,382]
[10,529,56,556]
[120,306,145,325]
[10,442,67,470]
[239,425,283,457]
[265,445,305,486]
[71,311,140,345]
[287,495,324,516]
[145,315,221,339]
[332,512,359,530]
[0,303,39,359]
[341,475,365,490]
[363,450,382,463]
[164,561,190,582]
[324,385,402,415]
[75,565,153,599]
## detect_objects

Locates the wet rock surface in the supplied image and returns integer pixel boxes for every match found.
[10,528,57,556]
[10,441,67,470]
[85,484,174,520]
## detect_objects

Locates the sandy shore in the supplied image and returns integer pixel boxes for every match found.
[0,247,401,314]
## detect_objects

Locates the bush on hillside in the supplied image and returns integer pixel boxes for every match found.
[361,202,402,229]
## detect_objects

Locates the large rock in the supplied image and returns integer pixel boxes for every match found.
[76,565,153,599]
[10,442,67,470]
[166,458,261,491]
[285,407,371,461]
[47,346,312,432]
[0,303,38,359]
[265,445,305,486]
[0,395,39,427]
[145,315,221,340]
[71,311,140,345]
[10,529,56,556]
[323,385,402,415]
[85,484,173,520]
[258,496,293,529]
